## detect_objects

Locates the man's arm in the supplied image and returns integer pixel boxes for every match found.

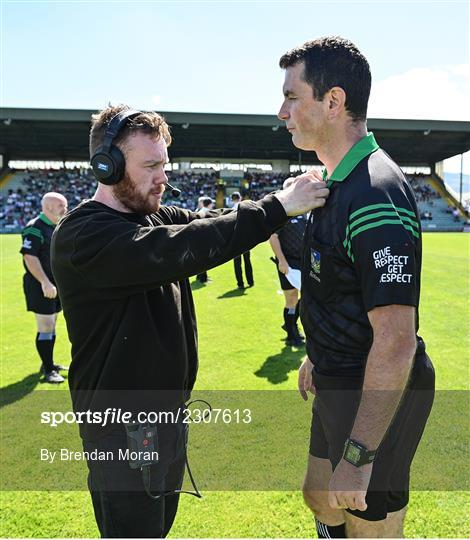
[53,174,329,293]
[269,234,289,274]
[350,304,415,447]
[328,304,416,511]
[23,254,57,299]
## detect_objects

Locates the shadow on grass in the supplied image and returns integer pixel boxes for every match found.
[0,373,40,408]
[217,287,246,299]
[190,279,209,291]
[255,344,305,384]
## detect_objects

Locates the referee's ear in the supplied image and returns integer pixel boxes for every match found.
[326,86,346,120]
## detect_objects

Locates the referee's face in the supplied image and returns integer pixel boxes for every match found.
[113,133,169,215]
[278,62,328,151]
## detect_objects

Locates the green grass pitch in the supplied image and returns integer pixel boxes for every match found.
[1,232,469,537]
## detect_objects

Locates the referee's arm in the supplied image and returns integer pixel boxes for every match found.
[328,304,415,512]
[23,254,57,299]
[329,186,421,511]
[269,233,289,274]
[349,304,416,449]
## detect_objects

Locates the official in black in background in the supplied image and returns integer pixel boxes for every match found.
[196,196,215,284]
[51,104,330,538]
[231,191,254,289]
[20,192,68,383]
[269,213,308,346]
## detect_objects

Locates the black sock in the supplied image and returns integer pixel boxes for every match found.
[315,519,346,538]
[283,307,297,338]
[36,332,55,373]
[295,301,300,324]
[294,301,304,337]
[52,333,57,366]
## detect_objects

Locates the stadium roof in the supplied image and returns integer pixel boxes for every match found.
[1,107,469,166]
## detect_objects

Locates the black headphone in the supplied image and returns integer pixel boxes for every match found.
[90,109,140,185]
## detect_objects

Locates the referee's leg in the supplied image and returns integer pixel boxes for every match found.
[303,455,408,538]
[302,455,345,529]
[34,312,57,374]
[344,507,406,538]
[344,352,434,537]
[35,313,56,332]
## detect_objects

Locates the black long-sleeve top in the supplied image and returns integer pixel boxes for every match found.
[51,197,287,439]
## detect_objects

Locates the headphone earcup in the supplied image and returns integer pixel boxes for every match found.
[91,145,126,185]
[108,145,126,184]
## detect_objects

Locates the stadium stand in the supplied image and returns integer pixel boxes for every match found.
[0,167,466,233]
[1,168,96,231]
[164,170,219,209]
[409,174,466,231]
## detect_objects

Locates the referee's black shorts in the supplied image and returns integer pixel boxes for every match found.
[274,257,300,291]
[309,351,435,521]
[23,273,62,315]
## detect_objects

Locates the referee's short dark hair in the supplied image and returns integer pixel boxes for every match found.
[279,36,371,123]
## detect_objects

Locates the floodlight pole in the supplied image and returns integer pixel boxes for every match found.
[459,153,463,205]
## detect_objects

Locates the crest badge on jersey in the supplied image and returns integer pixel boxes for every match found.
[310,249,321,274]
[22,238,32,250]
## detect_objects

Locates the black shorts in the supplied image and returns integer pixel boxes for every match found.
[275,258,300,291]
[277,269,295,291]
[309,352,435,521]
[23,274,61,315]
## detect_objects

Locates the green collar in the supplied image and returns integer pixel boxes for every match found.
[322,132,379,184]
[39,213,54,226]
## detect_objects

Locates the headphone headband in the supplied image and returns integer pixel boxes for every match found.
[101,109,141,152]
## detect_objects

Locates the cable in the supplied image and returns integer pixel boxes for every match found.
[141,399,212,500]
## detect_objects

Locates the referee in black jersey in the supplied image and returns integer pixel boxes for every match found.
[20,192,68,383]
[277,37,435,538]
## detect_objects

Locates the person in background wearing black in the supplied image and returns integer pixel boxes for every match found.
[51,104,330,538]
[20,191,68,383]
[196,196,215,284]
[231,191,254,289]
[269,213,308,346]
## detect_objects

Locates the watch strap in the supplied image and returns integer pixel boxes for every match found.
[343,438,377,467]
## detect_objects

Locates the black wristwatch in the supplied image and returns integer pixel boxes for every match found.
[342,438,377,467]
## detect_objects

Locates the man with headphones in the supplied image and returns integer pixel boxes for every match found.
[51,104,330,538]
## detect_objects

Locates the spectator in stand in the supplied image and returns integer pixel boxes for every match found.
[3,168,453,238]
[1,167,97,232]
[231,192,254,289]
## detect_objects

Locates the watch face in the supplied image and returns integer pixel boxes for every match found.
[345,444,361,463]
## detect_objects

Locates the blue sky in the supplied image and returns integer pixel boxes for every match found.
[2,0,469,173]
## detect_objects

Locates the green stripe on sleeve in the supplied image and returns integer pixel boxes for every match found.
[343,219,420,260]
[22,227,44,242]
[349,203,417,221]
[347,210,419,236]
[350,219,420,241]
[342,202,419,262]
